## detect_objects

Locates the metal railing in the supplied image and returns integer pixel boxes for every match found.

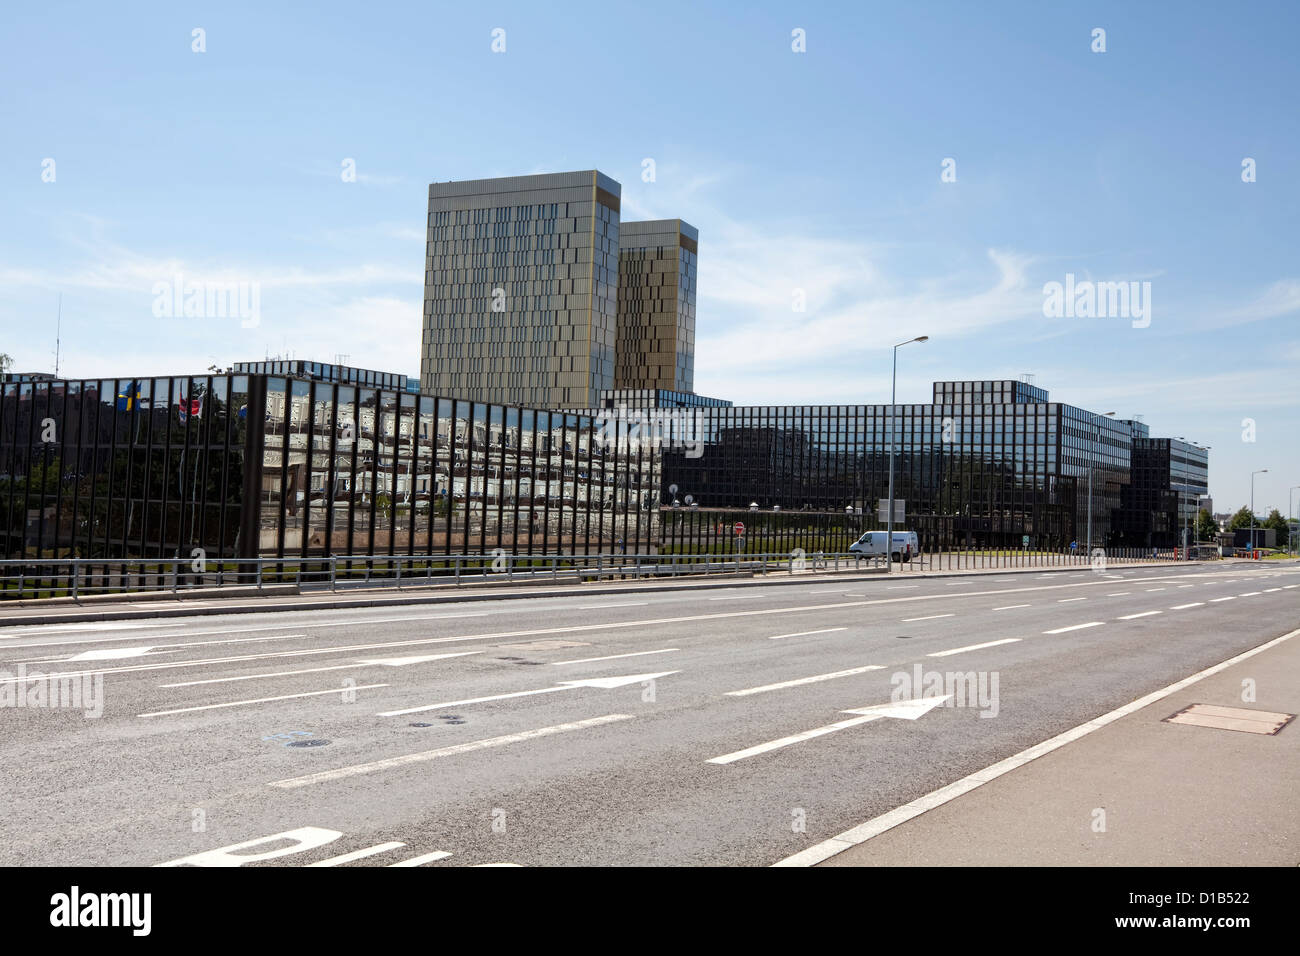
[0,545,1209,602]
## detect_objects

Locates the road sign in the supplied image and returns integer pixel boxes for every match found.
[877,499,905,522]
[1022,535,1030,547]
[734,521,745,536]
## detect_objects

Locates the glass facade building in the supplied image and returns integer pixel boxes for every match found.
[0,373,658,579]
[614,219,698,393]
[422,171,622,409]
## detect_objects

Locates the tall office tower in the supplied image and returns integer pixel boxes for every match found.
[422,171,621,408]
[614,219,697,393]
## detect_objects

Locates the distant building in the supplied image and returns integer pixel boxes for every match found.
[614,219,698,393]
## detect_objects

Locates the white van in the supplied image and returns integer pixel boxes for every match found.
[849,530,919,561]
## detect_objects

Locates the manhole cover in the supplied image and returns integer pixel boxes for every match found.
[1164,704,1295,735]
[286,738,331,747]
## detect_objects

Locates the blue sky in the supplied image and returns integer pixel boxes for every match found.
[2,1,1297,514]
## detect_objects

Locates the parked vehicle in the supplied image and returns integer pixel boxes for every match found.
[849,530,919,562]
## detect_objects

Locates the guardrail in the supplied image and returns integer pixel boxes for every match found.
[0,545,1202,602]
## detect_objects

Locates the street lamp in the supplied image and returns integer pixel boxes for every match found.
[886,335,927,572]
[1250,469,1268,556]
[1086,413,1117,552]
[1289,484,1300,556]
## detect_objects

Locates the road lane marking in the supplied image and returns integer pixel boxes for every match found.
[886,586,918,590]
[388,851,453,867]
[992,605,1031,611]
[158,652,481,687]
[773,626,1300,867]
[551,648,678,665]
[138,683,390,718]
[1145,588,1166,592]
[1210,596,1236,602]
[268,714,634,789]
[707,716,877,763]
[1057,598,1087,603]
[725,665,884,697]
[308,843,406,867]
[1118,611,1161,620]
[927,638,1021,657]
[1239,592,1261,597]
[1170,603,1204,610]
[708,595,762,601]
[768,627,847,640]
[1177,585,1195,589]
[1106,592,1131,596]
[900,614,955,622]
[377,671,679,716]
[577,602,648,609]
[1042,622,1104,634]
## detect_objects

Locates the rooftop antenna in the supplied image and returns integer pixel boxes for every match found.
[54,294,62,377]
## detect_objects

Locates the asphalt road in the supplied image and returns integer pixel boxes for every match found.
[1,560,1296,866]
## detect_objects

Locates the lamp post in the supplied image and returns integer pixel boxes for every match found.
[1086,412,1116,552]
[1289,484,1300,556]
[1250,469,1268,556]
[886,335,928,573]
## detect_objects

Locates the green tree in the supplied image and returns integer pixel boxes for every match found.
[1228,506,1258,530]
[1195,508,1218,541]
[1263,508,1289,539]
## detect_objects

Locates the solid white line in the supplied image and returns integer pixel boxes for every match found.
[1057,598,1087,603]
[708,595,761,601]
[927,638,1021,657]
[773,626,1300,866]
[158,652,481,687]
[138,683,390,718]
[551,648,678,665]
[268,714,634,789]
[901,614,955,622]
[1170,602,1204,610]
[387,851,452,867]
[1118,611,1161,620]
[707,716,878,764]
[724,665,884,697]
[992,604,1031,611]
[768,627,848,640]
[886,586,918,590]
[1210,596,1236,602]
[308,842,406,867]
[1042,622,1104,634]
[577,602,648,609]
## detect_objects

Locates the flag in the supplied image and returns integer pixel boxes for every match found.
[116,380,141,411]
[178,395,202,423]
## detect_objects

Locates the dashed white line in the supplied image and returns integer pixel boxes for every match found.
[1170,603,1204,610]
[992,604,1031,611]
[552,648,678,665]
[268,714,634,789]
[725,665,884,697]
[1043,622,1104,634]
[901,614,955,622]
[927,638,1021,658]
[707,716,878,765]
[138,683,390,718]
[1106,592,1131,596]
[1239,592,1261,597]
[1118,611,1161,620]
[577,602,648,609]
[1210,596,1236,603]
[1057,598,1087,603]
[768,627,848,641]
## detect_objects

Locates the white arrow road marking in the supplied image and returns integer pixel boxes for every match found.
[269,713,634,789]
[376,671,680,716]
[159,652,481,688]
[138,683,389,718]
[707,695,951,764]
[927,638,1020,657]
[724,665,885,697]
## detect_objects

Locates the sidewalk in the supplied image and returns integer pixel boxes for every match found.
[0,557,1205,629]
[812,627,1300,866]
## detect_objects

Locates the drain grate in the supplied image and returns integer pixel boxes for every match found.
[1163,703,1295,735]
